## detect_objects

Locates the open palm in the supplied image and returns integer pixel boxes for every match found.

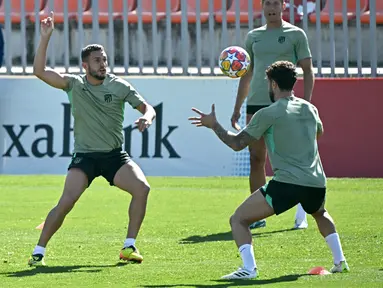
[188,104,217,129]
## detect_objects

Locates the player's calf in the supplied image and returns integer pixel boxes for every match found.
[311,208,336,237]
[311,209,349,271]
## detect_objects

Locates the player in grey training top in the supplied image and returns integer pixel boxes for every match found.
[28,12,156,267]
[189,61,349,279]
[63,72,145,153]
[231,0,314,230]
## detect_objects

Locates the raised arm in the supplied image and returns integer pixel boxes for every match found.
[33,12,69,90]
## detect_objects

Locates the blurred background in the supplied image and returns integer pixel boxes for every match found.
[0,0,381,77]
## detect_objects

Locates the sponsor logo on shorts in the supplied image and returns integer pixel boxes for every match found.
[73,157,82,164]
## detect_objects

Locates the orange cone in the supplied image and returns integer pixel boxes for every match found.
[308,266,331,275]
[35,221,45,230]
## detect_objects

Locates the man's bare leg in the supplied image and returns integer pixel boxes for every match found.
[222,190,274,279]
[311,202,349,273]
[113,161,150,263]
[246,114,268,229]
[28,168,88,266]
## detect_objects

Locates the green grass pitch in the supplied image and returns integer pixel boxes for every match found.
[0,176,382,287]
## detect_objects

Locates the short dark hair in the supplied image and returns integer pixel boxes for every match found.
[81,44,104,62]
[265,61,297,91]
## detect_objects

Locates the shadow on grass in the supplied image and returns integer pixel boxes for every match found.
[1,262,129,277]
[179,228,299,244]
[141,273,310,287]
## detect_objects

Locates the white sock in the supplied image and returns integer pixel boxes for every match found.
[33,245,46,256]
[325,233,346,264]
[295,203,307,223]
[239,244,257,271]
[123,238,136,248]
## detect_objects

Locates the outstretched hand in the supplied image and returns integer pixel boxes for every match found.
[188,104,217,129]
[41,11,54,38]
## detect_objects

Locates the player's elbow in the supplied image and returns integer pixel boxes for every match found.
[33,67,44,78]
[232,143,246,152]
[302,64,314,76]
[304,68,314,77]
[299,58,313,72]
[32,68,40,77]
[33,71,45,81]
[33,59,47,79]
[232,145,241,152]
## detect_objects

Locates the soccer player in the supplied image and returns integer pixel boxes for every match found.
[28,12,156,266]
[231,0,314,229]
[189,61,349,279]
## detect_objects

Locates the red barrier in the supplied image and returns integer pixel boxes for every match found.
[266,78,383,178]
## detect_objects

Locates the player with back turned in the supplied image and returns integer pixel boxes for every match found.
[231,0,315,230]
[189,60,350,279]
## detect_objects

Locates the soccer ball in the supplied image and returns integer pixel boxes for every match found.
[218,46,251,78]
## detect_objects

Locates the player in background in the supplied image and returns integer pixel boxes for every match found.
[28,12,156,266]
[231,0,314,230]
[189,60,349,279]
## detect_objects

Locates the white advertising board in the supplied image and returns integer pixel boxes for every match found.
[0,77,250,176]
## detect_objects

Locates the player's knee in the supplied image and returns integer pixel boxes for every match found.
[229,213,243,227]
[311,208,327,219]
[57,194,78,214]
[229,214,236,227]
[133,181,150,198]
[141,182,150,196]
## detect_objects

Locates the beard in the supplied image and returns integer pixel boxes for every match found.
[89,68,106,80]
[269,89,275,103]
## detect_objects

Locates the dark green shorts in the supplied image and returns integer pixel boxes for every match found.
[260,180,326,215]
[68,148,131,187]
[246,105,269,115]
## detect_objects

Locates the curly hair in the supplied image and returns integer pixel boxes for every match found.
[265,61,298,91]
